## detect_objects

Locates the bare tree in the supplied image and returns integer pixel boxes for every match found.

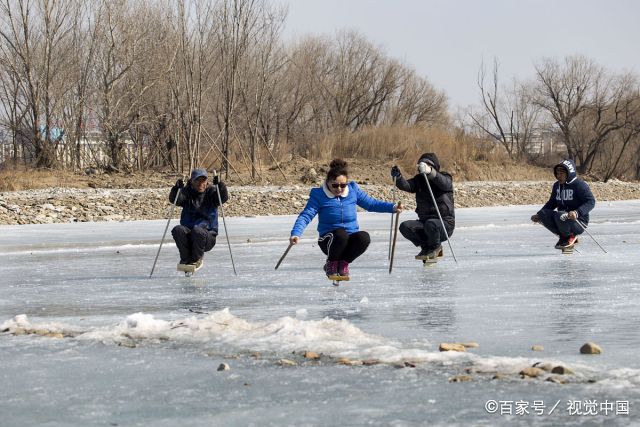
[0,61,27,164]
[213,0,264,177]
[384,66,448,127]
[164,0,219,174]
[125,1,175,171]
[283,31,447,152]
[315,31,401,131]
[469,58,541,160]
[0,0,77,168]
[284,35,334,138]
[533,55,640,175]
[93,0,163,171]
[60,0,101,170]
[264,38,312,158]
[0,0,473,175]
[236,1,287,180]
[595,87,640,181]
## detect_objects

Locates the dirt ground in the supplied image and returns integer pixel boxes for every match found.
[2,156,640,225]
[0,157,555,192]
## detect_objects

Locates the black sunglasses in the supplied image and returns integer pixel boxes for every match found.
[331,183,347,189]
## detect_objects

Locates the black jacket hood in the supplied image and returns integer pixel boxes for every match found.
[418,153,441,171]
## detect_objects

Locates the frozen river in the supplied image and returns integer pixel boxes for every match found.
[1,201,639,426]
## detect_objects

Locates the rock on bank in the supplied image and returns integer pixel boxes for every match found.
[1,181,640,225]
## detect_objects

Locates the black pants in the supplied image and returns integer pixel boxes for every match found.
[171,225,217,263]
[399,219,453,250]
[537,209,584,238]
[318,229,370,263]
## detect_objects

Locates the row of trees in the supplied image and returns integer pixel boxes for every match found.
[468,56,640,180]
[2,0,639,181]
[0,0,447,179]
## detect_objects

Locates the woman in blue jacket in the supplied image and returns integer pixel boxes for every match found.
[289,159,401,280]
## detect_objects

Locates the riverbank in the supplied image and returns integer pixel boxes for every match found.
[2,180,640,225]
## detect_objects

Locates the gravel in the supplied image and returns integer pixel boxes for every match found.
[1,180,640,225]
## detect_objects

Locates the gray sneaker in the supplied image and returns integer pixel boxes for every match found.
[181,258,203,274]
[425,245,443,259]
[415,247,431,260]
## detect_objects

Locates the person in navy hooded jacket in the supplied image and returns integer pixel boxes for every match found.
[531,159,595,249]
[289,159,402,280]
[169,168,229,271]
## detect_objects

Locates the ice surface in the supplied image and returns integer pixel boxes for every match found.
[1,201,640,426]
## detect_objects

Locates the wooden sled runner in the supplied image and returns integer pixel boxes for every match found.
[417,247,444,267]
[177,260,203,277]
[328,274,350,287]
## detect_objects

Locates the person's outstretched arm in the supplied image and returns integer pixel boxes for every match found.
[532,183,559,222]
[211,178,229,206]
[391,165,417,193]
[575,181,596,219]
[169,179,187,206]
[290,191,320,242]
[540,183,558,212]
[355,183,395,213]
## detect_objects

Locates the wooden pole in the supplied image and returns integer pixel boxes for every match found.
[275,242,294,270]
[389,202,402,274]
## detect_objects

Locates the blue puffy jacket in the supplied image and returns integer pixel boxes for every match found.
[291,181,395,237]
[538,159,596,224]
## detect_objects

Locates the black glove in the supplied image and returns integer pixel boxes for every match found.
[175,179,184,189]
[391,165,401,178]
[212,175,220,185]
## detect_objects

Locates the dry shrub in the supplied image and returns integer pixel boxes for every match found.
[1,126,552,189]
[0,167,75,191]
[314,126,485,165]
[0,173,18,191]
[288,126,548,180]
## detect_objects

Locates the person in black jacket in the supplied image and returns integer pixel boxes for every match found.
[391,153,455,260]
[169,168,229,270]
[531,159,595,249]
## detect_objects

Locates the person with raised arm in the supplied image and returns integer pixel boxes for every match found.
[390,152,455,262]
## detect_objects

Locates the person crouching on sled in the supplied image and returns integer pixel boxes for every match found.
[531,159,595,250]
[289,159,402,281]
[169,168,229,272]
[390,152,455,260]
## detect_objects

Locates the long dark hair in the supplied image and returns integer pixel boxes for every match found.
[326,158,349,181]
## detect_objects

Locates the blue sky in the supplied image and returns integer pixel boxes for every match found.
[282,0,640,110]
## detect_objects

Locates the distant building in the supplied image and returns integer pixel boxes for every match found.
[525,129,567,156]
[0,126,136,168]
